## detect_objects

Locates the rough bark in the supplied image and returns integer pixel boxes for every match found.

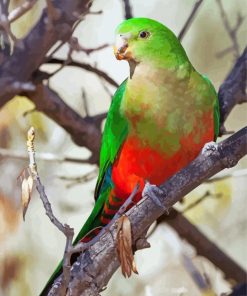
[49,127,247,295]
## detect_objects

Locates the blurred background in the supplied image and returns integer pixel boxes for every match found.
[0,0,246,295]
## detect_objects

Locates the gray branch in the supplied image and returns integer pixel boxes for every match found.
[122,0,133,19]
[218,47,247,134]
[48,127,247,295]
[25,84,102,163]
[0,0,93,109]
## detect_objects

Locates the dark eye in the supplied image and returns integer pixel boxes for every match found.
[139,31,150,39]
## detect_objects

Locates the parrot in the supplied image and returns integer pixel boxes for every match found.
[40,17,220,295]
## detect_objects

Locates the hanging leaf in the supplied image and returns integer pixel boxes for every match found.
[21,175,33,221]
[116,215,138,278]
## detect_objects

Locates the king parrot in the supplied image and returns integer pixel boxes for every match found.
[40,17,220,295]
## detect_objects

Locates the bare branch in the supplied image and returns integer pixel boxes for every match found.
[205,168,247,183]
[0,147,93,164]
[24,84,102,163]
[69,36,109,55]
[218,47,247,135]
[81,43,109,55]
[0,1,17,44]
[178,0,204,41]
[162,209,247,283]
[122,0,133,19]
[181,190,221,213]
[26,127,74,294]
[181,253,213,293]
[8,0,37,23]
[46,58,119,87]
[216,0,244,58]
[48,126,247,295]
[0,0,93,109]
[88,9,103,15]
[58,168,98,188]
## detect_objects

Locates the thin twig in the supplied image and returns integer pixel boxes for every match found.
[0,147,92,164]
[162,208,247,284]
[81,88,90,117]
[88,9,103,15]
[99,77,114,99]
[122,0,133,19]
[178,0,204,41]
[204,168,247,183]
[78,43,109,55]
[8,0,37,23]
[181,191,222,213]
[181,253,214,293]
[26,127,74,294]
[58,168,98,188]
[216,0,244,58]
[46,58,119,87]
[218,47,247,134]
[0,8,17,44]
[25,84,102,163]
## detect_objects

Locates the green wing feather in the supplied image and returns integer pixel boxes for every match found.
[40,80,128,296]
[94,79,128,200]
[203,75,220,140]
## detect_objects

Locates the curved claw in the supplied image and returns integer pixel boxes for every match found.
[202,141,218,156]
[142,182,167,211]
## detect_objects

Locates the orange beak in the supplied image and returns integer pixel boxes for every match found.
[114,34,132,60]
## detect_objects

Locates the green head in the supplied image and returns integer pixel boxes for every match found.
[114,18,189,69]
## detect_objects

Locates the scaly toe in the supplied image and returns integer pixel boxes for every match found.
[142,182,166,210]
[202,141,218,156]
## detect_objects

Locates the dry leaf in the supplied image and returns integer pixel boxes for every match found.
[116,215,138,278]
[21,175,33,220]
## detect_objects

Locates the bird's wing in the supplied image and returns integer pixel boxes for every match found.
[39,80,129,296]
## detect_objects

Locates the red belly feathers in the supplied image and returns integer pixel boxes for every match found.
[112,112,214,201]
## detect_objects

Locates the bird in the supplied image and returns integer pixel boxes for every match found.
[40,17,220,295]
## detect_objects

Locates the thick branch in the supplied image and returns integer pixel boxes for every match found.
[218,47,247,134]
[49,127,247,295]
[0,0,93,109]
[161,209,246,283]
[25,84,101,163]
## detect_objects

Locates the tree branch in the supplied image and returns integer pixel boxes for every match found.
[121,0,133,19]
[216,0,244,58]
[178,0,204,41]
[0,0,93,109]
[0,147,93,164]
[160,209,246,283]
[45,58,118,88]
[24,84,102,163]
[218,47,247,134]
[26,127,74,295]
[49,126,247,295]
[8,0,37,23]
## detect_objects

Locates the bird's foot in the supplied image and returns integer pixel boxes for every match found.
[142,182,168,213]
[201,141,218,156]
